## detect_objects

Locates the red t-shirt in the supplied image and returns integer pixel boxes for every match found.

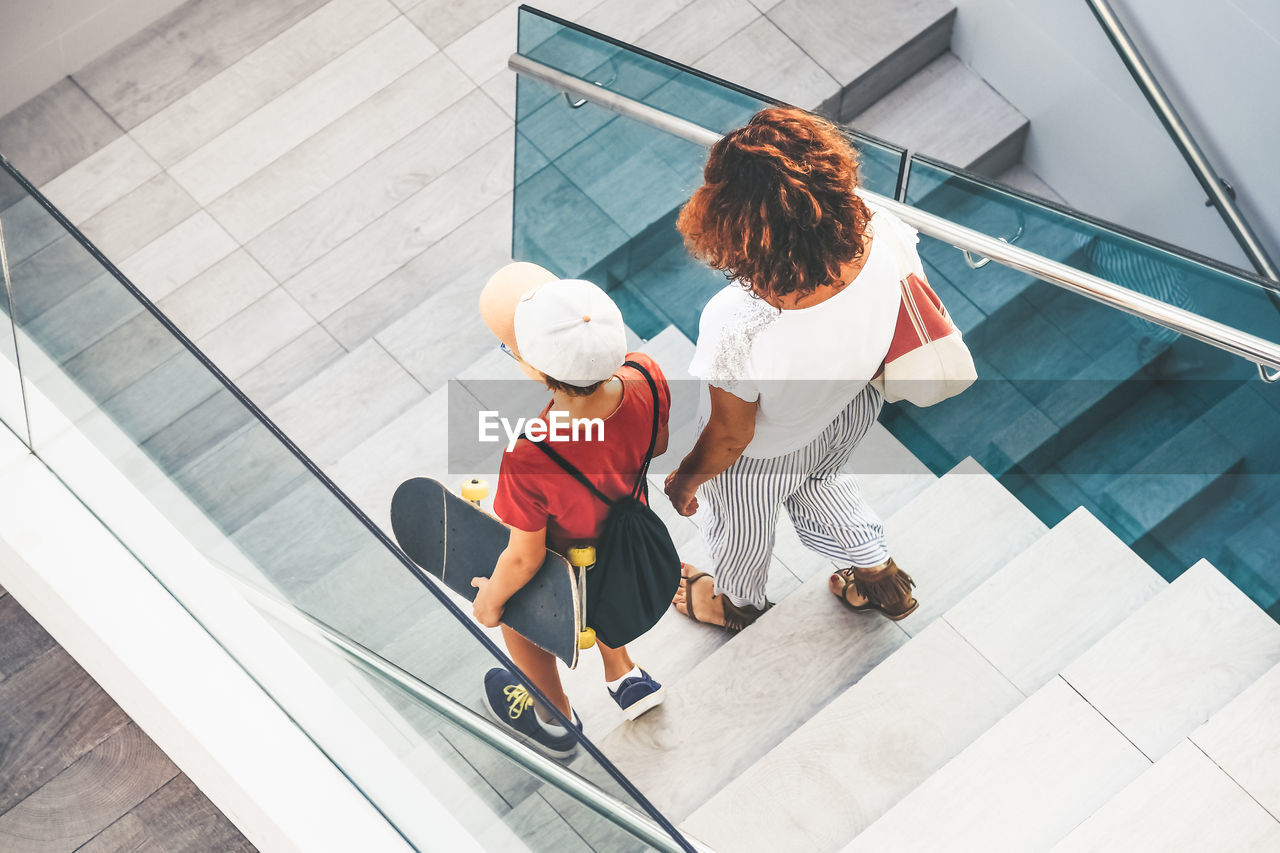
[493,353,670,553]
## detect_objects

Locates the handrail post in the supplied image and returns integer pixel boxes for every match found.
[1083,0,1280,284]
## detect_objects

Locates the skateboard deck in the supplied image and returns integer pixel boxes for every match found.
[390,477,583,668]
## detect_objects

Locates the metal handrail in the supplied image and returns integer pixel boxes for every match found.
[223,573,710,853]
[1083,0,1279,382]
[507,53,1280,376]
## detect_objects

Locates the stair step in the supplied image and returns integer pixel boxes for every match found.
[1050,740,1280,852]
[1191,661,1280,820]
[765,0,955,120]
[588,458,1046,820]
[1060,560,1280,760]
[1097,420,1243,543]
[845,677,1151,853]
[849,52,1028,176]
[684,507,1160,853]
[946,507,1165,694]
[685,619,1024,853]
[995,164,1066,205]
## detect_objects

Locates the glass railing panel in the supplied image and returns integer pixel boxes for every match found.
[0,169,29,445]
[513,6,906,340]
[889,157,1280,615]
[905,155,1280,347]
[0,155,690,849]
[510,15,1280,619]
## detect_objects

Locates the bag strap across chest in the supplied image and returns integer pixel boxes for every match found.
[523,360,661,506]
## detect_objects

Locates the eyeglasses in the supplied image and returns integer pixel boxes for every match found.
[498,341,519,362]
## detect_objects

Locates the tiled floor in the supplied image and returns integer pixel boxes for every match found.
[0,586,254,852]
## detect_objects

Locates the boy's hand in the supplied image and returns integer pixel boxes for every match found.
[664,470,699,516]
[471,577,505,628]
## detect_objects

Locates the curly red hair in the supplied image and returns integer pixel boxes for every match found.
[676,107,872,300]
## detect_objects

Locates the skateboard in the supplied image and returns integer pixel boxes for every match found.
[390,476,595,668]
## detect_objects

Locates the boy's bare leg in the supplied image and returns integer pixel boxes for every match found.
[597,640,636,682]
[501,625,573,720]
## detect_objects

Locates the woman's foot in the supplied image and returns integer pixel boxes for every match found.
[831,560,919,621]
[830,569,869,606]
[672,565,770,633]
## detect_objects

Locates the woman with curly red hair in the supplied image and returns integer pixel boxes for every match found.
[664,106,920,631]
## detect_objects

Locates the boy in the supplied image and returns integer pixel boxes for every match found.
[472,262,672,758]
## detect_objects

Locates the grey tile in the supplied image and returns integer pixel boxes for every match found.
[323,193,511,349]
[117,211,238,302]
[577,0,698,45]
[37,135,160,224]
[245,84,505,280]
[79,172,200,266]
[8,234,114,323]
[0,194,66,268]
[61,310,187,405]
[168,18,436,205]
[0,79,122,188]
[130,0,400,167]
[125,774,255,853]
[696,16,840,110]
[1192,663,1280,822]
[195,287,318,379]
[235,325,347,409]
[633,0,760,66]
[284,132,512,321]
[405,0,511,47]
[102,353,226,447]
[266,339,428,466]
[208,52,475,244]
[21,271,144,367]
[156,250,279,341]
[72,0,332,129]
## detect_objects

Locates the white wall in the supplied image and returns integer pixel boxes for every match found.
[0,0,189,116]
[951,0,1279,273]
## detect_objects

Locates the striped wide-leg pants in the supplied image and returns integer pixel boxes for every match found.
[699,384,888,609]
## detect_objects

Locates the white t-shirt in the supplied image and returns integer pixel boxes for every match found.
[688,202,913,458]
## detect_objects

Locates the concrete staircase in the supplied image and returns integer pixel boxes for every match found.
[599,328,1280,852]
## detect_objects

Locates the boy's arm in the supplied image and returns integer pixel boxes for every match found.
[471,525,547,627]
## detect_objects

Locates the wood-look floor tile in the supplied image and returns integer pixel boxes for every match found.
[284,132,511,321]
[0,79,122,189]
[127,774,255,853]
[1191,663,1280,823]
[0,647,132,815]
[72,0,332,130]
[168,18,436,206]
[0,195,66,269]
[0,595,56,681]
[209,52,475,245]
[266,339,427,466]
[404,0,511,48]
[234,325,347,410]
[1052,740,1280,853]
[130,0,399,167]
[75,813,157,853]
[195,287,318,380]
[696,16,840,110]
[117,212,238,303]
[846,678,1150,853]
[324,191,511,349]
[157,251,278,341]
[686,619,1023,853]
[37,135,160,225]
[79,172,200,264]
[0,723,178,853]
[1061,560,1280,761]
[633,0,760,66]
[244,82,502,280]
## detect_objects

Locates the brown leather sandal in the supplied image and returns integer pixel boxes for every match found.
[833,558,918,621]
[676,567,771,634]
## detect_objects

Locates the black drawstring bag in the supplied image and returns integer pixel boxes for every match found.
[524,361,681,648]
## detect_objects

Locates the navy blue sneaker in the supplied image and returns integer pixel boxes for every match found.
[482,668,582,759]
[608,668,665,720]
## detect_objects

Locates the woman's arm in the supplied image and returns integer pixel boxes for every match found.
[664,386,757,516]
[471,525,546,627]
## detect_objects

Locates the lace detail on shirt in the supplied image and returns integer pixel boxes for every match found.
[708,292,780,391]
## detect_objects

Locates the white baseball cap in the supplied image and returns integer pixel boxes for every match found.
[514,278,627,385]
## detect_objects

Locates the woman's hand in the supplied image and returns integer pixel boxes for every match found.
[471,577,505,628]
[665,470,700,516]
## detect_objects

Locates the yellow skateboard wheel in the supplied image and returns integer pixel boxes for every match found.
[567,546,596,568]
[578,627,597,649]
[460,478,489,503]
